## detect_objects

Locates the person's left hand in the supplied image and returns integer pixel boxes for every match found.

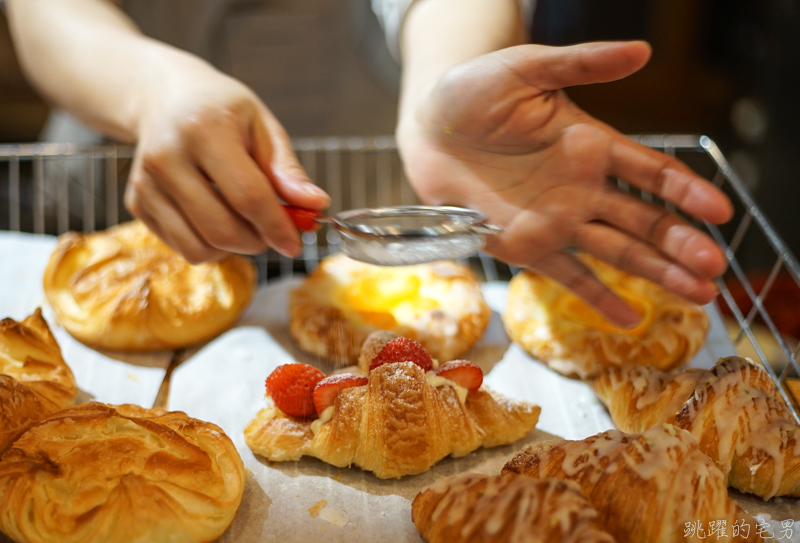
[397,41,733,327]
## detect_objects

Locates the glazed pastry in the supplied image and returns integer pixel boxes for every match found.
[593,356,800,498]
[289,253,491,366]
[503,254,708,379]
[43,220,256,351]
[245,338,540,478]
[412,474,616,543]
[0,402,245,543]
[502,426,760,543]
[0,309,77,453]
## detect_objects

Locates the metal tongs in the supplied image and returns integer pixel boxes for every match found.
[284,205,502,266]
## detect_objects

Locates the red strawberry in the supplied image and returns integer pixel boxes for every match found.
[284,205,322,232]
[435,360,483,391]
[369,337,433,372]
[313,373,368,414]
[265,363,326,419]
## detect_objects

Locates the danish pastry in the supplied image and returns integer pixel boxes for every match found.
[289,253,491,366]
[0,308,76,453]
[412,474,616,543]
[503,254,708,379]
[43,220,256,351]
[0,402,245,543]
[502,425,760,543]
[593,356,800,498]
[245,338,540,478]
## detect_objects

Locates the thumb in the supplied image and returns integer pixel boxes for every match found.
[505,41,652,91]
[251,111,331,210]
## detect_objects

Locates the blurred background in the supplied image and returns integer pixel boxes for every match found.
[0,0,798,265]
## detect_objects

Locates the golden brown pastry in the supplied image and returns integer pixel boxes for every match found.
[0,402,245,543]
[289,253,491,366]
[593,356,800,498]
[43,220,256,351]
[503,254,709,379]
[0,309,77,453]
[502,426,761,543]
[245,361,540,479]
[412,474,616,543]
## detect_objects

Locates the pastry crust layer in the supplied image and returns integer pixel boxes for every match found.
[0,309,76,453]
[289,253,491,366]
[0,402,245,543]
[43,221,256,351]
[503,254,709,379]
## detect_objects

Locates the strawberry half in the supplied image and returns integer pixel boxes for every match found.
[369,337,433,373]
[313,373,368,414]
[265,363,326,419]
[434,360,483,391]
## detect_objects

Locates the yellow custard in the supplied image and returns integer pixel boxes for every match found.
[310,406,335,435]
[553,290,653,337]
[426,371,468,404]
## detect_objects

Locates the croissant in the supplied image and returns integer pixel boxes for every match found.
[412,474,616,543]
[502,425,761,543]
[0,309,77,453]
[244,361,540,478]
[593,357,800,499]
[43,220,256,351]
[0,402,245,543]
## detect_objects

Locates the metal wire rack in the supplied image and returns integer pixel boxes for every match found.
[1,135,798,422]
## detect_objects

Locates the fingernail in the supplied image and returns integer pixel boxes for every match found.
[276,238,301,258]
[616,304,641,329]
[302,183,329,199]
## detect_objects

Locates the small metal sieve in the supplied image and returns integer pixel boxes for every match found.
[286,205,502,266]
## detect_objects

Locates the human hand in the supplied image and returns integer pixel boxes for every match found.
[124,58,329,263]
[397,41,733,326]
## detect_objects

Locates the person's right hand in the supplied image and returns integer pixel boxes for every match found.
[124,57,329,263]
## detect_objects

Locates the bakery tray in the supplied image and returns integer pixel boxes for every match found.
[1,136,799,541]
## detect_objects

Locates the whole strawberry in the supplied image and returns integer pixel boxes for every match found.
[265,363,326,419]
[369,337,433,372]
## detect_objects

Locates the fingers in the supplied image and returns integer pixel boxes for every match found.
[252,111,331,211]
[574,222,719,305]
[533,252,641,328]
[140,145,268,256]
[595,191,728,278]
[124,168,227,264]
[187,113,302,257]
[505,41,652,91]
[607,136,733,224]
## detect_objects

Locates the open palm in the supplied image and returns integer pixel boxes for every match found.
[398,41,732,326]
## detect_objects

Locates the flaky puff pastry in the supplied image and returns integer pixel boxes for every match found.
[593,357,800,499]
[503,254,709,379]
[244,362,540,478]
[43,221,256,351]
[412,474,616,543]
[0,309,76,453]
[502,426,761,543]
[0,402,245,543]
[289,253,491,366]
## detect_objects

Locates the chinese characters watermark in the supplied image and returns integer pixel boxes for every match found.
[684,519,794,540]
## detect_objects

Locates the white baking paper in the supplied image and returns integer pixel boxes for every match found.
[0,231,170,407]
[167,277,799,542]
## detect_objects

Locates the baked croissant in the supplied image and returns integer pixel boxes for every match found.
[503,253,709,379]
[502,425,761,543]
[412,474,616,543]
[43,220,256,351]
[0,309,77,453]
[244,361,541,479]
[593,356,800,499]
[0,402,245,543]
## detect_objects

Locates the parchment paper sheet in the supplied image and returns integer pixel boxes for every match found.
[0,231,170,407]
[168,278,799,542]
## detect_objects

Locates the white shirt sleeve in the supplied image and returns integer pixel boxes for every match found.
[371,0,536,60]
